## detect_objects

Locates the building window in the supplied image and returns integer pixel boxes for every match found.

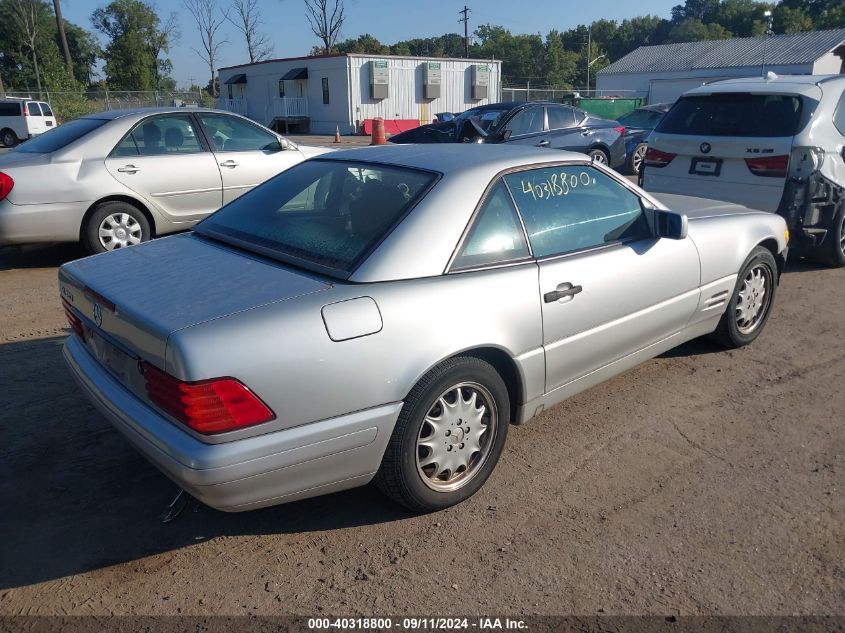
[227,84,233,99]
[278,79,285,98]
[322,78,330,104]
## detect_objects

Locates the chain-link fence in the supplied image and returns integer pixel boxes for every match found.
[502,86,638,102]
[1,90,210,120]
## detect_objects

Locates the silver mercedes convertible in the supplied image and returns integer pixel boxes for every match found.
[60,145,788,512]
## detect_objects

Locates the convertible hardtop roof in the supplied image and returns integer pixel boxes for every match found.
[314,144,591,178]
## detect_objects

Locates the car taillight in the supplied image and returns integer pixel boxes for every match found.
[0,172,13,201]
[745,155,789,178]
[644,147,676,167]
[614,126,626,135]
[142,362,275,434]
[62,298,85,341]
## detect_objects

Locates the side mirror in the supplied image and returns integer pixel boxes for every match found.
[501,129,512,141]
[654,209,688,240]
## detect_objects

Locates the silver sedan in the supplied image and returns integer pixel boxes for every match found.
[0,107,329,253]
[59,145,788,512]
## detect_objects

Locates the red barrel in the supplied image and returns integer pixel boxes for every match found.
[370,118,386,145]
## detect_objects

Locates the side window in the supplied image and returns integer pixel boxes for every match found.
[834,92,845,136]
[198,113,279,152]
[0,103,20,116]
[504,107,545,137]
[40,102,53,116]
[113,115,203,157]
[504,166,649,258]
[547,106,576,130]
[27,102,42,116]
[452,182,530,270]
[322,78,330,104]
[279,79,285,98]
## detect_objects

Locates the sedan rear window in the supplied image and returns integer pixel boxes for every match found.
[657,93,804,137]
[15,118,107,153]
[195,160,438,276]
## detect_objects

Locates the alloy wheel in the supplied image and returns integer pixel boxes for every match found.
[415,382,498,493]
[632,145,647,174]
[735,264,772,335]
[589,150,608,165]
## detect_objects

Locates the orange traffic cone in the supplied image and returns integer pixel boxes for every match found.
[333,125,341,143]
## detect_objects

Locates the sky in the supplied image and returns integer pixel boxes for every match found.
[60,0,680,87]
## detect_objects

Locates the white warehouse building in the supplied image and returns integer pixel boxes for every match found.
[596,29,845,105]
[216,53,502,135]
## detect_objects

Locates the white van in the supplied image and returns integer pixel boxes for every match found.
[0,99,59,147]
[643,74,845,267]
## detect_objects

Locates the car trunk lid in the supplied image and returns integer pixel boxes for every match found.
[59,233,332,378]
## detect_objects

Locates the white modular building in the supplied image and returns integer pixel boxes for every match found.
[217,53,502,135]
[596,29,845,105]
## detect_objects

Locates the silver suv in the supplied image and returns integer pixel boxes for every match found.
[643,74,845,266]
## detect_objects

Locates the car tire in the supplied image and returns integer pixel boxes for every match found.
[710,246,778,349]
[375,356,510,512]
[628,143,647,175]
[822,203,845,268]
[1,128,17,147]
[588,148,610,165]
[82,201,151,254]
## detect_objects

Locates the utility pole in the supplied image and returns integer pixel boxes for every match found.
[586,23,591,94]
[53,0,74,79]
[459,6,470,58]
[0,71,5,99]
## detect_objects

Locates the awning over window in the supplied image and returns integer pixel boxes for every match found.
[281,67,308,80]
[224,73,247,84]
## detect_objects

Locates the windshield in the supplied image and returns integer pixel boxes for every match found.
[16,118,107,153]
[656,93,805,137]
[617,109,665,130]
[195,160,438,277]
[454,106,512,133]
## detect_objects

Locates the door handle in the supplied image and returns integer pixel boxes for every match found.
[536,140,550,147]
[543,283,583,303]
[581,130,591,136]
[117,165,140,174]
[219,159,239,168]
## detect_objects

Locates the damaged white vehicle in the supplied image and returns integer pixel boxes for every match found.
[643,74,845,267]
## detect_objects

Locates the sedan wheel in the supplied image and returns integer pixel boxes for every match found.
[735,264,772,335]
[83,201,151,254]
[588,148,609,165]
[711,246,778,348]
[376,356,510,512]
[823,204,845,267]
[630,143,647,175]
[416,382,498,493]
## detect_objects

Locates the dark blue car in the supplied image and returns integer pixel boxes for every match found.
[617,103,671,175]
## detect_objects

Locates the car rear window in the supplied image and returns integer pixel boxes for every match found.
[39,102,53,116]
[617,109,664,129]
[27,102,42,116]
[195,160,438,277]
[15,118,107,153]
[656,93,804,137]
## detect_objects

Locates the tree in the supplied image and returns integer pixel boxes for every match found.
[543,31,578,89]
[62,21,101,86]
[666,18,732,43]
[227,0,272,63]
[11,0,48,94]
[304,0,344,55]
[183,0,228,97]
[773,5,815,32]
[93,0,174,90]
[335,33,389,54]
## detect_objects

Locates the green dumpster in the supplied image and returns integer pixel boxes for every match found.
[566,97,643,120]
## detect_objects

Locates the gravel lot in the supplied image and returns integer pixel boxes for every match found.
[0,241,842,617]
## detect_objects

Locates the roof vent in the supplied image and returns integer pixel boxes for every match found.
[765,71,778,80]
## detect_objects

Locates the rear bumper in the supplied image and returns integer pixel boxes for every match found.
[0,198,89,245]
[63,335,400,511]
